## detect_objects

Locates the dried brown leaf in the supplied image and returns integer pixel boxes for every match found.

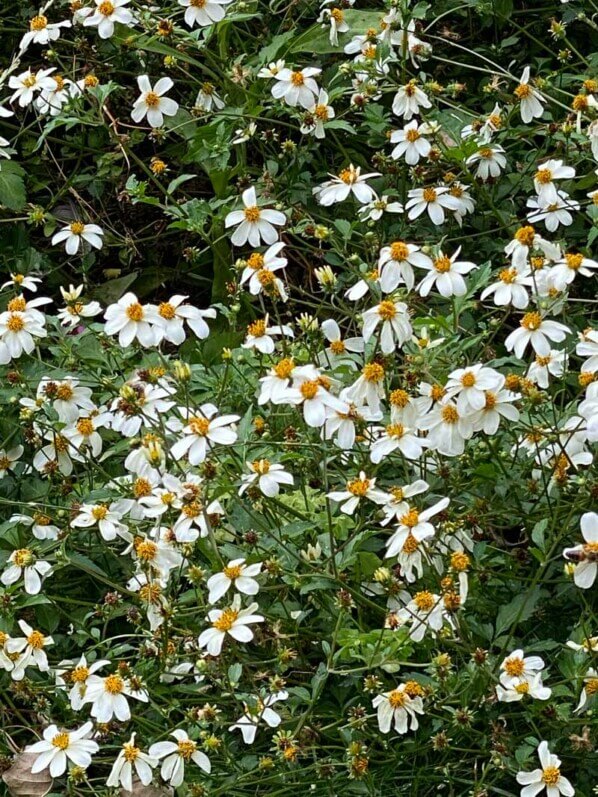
[120,781,173,797]
[2,753,53,797]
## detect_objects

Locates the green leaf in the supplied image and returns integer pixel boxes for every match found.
[495,586,543,637]
[0,163,26,211]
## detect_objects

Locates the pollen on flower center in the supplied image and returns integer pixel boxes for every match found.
[99,0,115,14]
[347,477,370,496]
[71,665,90,683]
[386,423,405,439]
[159,302,176,319]
[178,739,197,759]
[23,75,37,88]
[213,607,239,631]
[450,551,470,571]
[274,357,294,379]
[434,256,452,273]
[252,458,270,475]
[188,416,211,436]
[70,222,85,235]
[586,678,598,695]
[504,656,524,677]
[126,303,144,322]
[400,508,420,528]
[27,630,45,649]
[541,767,561,786]
[123,743,140,763]
[14,549,34,567]
[441,405,459,424]
[135,539,158,561]
[330,8,344,22]
[388,688,407,708]
[144,91,160,108]
[390,389,409,408]
[105,673,125,694]
[76,418,94,436]
[514,225,535,247]
[290,71,305,86]
[248,319,266,337]
[330,340,345,354]
[402,533,419,554]
[56,384,75,401]
[363,362,385,382]
[223,564,243,580]
[7,313,25,332]
[314,104,329,120]
[51,732,70,750]
[8,296,26,312]
[422,187,437,203]
[535,168,553,184]
[460,372,476,388]
[244,205,261,223]
[257,269,275,287]
[484,391,497,409]
[514,682,529,694]
[414,590,435,611]
[247,252,265,270]
[499,267,517,284]
[406,128,420,142]
[300,380,319,400]
[339,168,356,185]
[564,253,583,270]
[390,241,409,261]
[91,505,108,521]
[378,300,397,320]
[30,15,48,30]
[514,83,532,99]
[521,311,542,330]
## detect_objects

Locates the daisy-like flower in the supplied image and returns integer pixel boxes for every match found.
[358,195,403,221]
[361,299,412,354]
[71,500,133,542]
[481,265,531,309]
[7,621,53,681]
[548,252,598,291]
[239,459,293,497]
[9,68,56,107]
[281,367,343,428]
[179,0,232,27]
[327,471,387,515]
[320,319,364,367]
[392,81,432,119]
[577,328,598,373]
[271,67,321,109]
[10,512,59,541]
[445,364,503,413]
[198,594,264,656]
[563,512,598,589]
[149,729,210,788]
[505,312,570,359]
[416,247,477,297]
[575,668,598,712]
[240,242,288,298]
[500,649,546,686]
[229,691,288,744]
[170,403,239,464]
[466,144,507,180]
[526,350,568,388]
[131,76,179,128]
[1,549,51,594]
[418,400,474,457]
[390,120,432,165]
[406,186,460,225]
[324,391,381,449]
[514,67,546,124]
[109,382,174,438]
[20,13,71,50]
[318,6,349,45]
[378,241,431,293]
[195,81,225,112]
[496,673,552,702]
[63,412,110,459]
[51,221,103,256]
[1,274,41,292]
[533,159,576,205]
[379,480,430,526]
[526,192,579,232]
[372,684,425,734]
[38,375,95,424]
[370,424,428,463]
[346,361,387,413]
[516,741,574,797]
[399,591,444,641]
[242,316,294,353]
[225,186,286,246]
[207,559,262,604]
[504,225,561,270]
[104,292,158,347]
[300,89,335,139]
[149,295,217,344]
[471,389,520,435]
[26,722,98,778]
[385,498,450,558]
[313,164,380,206]
[106,734,157,792]
[0,303,47,362]
[57,283,102,326]
[55,655,109,710]
[83,672,148,722]
[83,0,134,38]
[0,445,23,478]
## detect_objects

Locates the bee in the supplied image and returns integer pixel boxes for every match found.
[564,545,598,563]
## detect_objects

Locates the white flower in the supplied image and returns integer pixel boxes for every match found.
[527,350,568,388]
[499,649,546,686]
[26,722,98,777]
[104,292,158,347]
[38,375,95,423]
[418,401,474,457]
[108,381,174,437]
[504,226,561,270]
[361,299,412,354]
[239,460,293,498]
[481,265,530,309]
[533,159,576,205]
[198,594,264,655]
[107,734,157,792]
[149,729,210,788]
[57,283,101,326]
[131,76,179,128]
[300,89,335,138]
[0,445,23,478]
[471,389,520,434]
[390,120,432,165]
[83,672,148,722]
[358,195,403,222]
[6,621,53,681]
[1,274,40,292]
[406,186,460,225]
[51,221,104,256]
[240,242,288,298]
[280,366,344,428]
[575,668,598,712]
[1,549,51,594]
[516,741,574,797]
[514,67,546,124]
[195,81,225,111]
[313,164,380,206]
[320,319,364,367]
[370,423,428,464]
[83,0,134,38]
[385,498,450,558]
[398,591,444,641]
[207,559,262,604]
[55,655,109,710]
[20,13,71,50]
[318,6,349,45]
[324,391,381,449]
[526,192,579,232]
[496,673,551,702]
[445,364,504,413]
[179,0,232,27]
[505,312,570,359]
[548,252,598,291]
[466,144,507,180]
[345,362,387,413]
[327,471,387,515]
[225,186,286,246]
[10,512,59,541]
[229,691,288,744]
[378,240,431,293]
[392,82,432,119]
[170,403,239,464]
[9,68,56,106]
[242,316,294,353]
[149,295,217,344]
[372,685,424,734]
[577,328,598,373]
[416,247,477,297]
[71,500,133,542]
[271,67,321,109]
[563,512,598,589]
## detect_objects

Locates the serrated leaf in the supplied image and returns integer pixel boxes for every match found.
[0,165,26,211]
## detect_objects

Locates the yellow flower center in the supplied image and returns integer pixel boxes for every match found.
[542,767,560,787]
[257,269,275,287]
[159,302,176,320]
[247,252,265,270]
[244,206,261,223]
[71,665,90,683]
[30,15,48,30]
[431,384,446,402]
[126,302,144,322]
[460,372,476,388]
[7,314,25,332]
[300,380,319,400]
[390,389,409,408]
[123,743,140,763]
[274,358,294,379]
[23,75,37,88]
[144,91,160,108]
[290,71,304,86]
[521,312,542,330]
[251,459,270,475]
[434,256,452,273]
[514,83,532,100]
[564,253,583,271]
[504,657,524,677]
[390,241,409,261]
[406,128,420,142]
[339,168,356,185]
[441,405,459,424]
[388,688,407,708]
[76,418,94,436]
[134,478,152,498]
[479,147,494,159]
[535,168,553,184]
[386,423,405,439]
[99,0,115,14]
[189,416,211,436]
[585,678,598,695]
[27,631,45,649]
[104,674,124,694]
[347,477,370,497]
[514,681,530,694]
[8,296,26,312]
[330,8,344,21]
[314,104,329,120]
[405,680,424,697]
[51,732,70,750]
[213,608,239,632]
[450,551,470,571]
[484,391,497,409]
[378,300,397,321]
[402,533,419,554]
[13,549,33,567]
[55,384,74,401]
[248,318,266,337]
[223,564,243,580]
[330,340,345,354]
[414,591,435,612]
[363,362,384,383]
[136,539,158,561]
[91,505,108,521]
[400,508,420,528]
[422,187,437,203]
[499,267,517,284]
[515,226,535,247]
[178,739,197,759]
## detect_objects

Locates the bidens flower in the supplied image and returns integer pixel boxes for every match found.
[372,683,425,734]
[563,512,598,589]
[106,733,157,792]
[198,594,264,656]
[149,729,210,788]
[313,164,380,206]
[131,75,179,128]
[514,67,546,124]
[516,741,574,797]
[271,67,321,109]
[51,221,104,255]
[225,186,286,246]
[239,460,294,497]
[83,0,135,38]
[26,722,98,777]
[179,0,232,28]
